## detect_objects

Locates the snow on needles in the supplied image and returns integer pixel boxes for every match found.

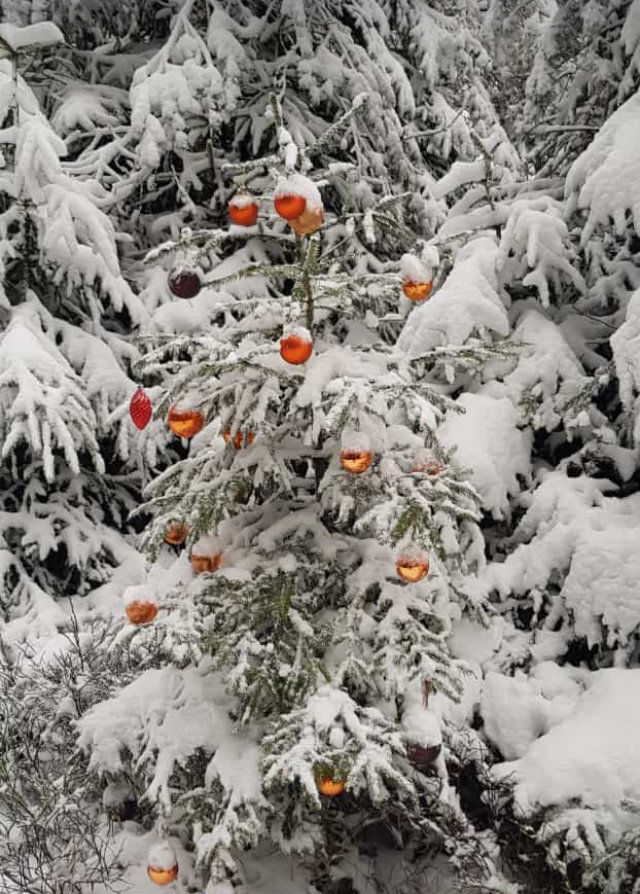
[77,666,263,813]
[565,88,640,243]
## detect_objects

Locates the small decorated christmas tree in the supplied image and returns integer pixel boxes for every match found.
[77,94,514,893]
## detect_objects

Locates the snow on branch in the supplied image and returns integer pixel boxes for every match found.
[0,22,63,55]
[396,236,509,358]
[611,287,640,443]
[565,89,640,243]
[0,304,103,481]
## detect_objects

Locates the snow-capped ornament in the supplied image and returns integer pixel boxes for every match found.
[147,842,179,886]
[280,326,313,365]
[129,388,152,430]
[289,205,324,236]
[124,587,158,626]
[164,521,188,546]
[274,173,322,221]
[316,772,345,797]
[406,742,441,769]
[402,281,432,302]
[274,192,306,221]
[400,253,434,303]
[340,429,372,475]
[190,550,222,575]
[223,428,255,448]
[396,550,430,583]
[168,406,204,439]
[411,448,444,476]
[190,534,222,574]
[229,194,259,226]
[103,783,137,822]
[168,266,201,299]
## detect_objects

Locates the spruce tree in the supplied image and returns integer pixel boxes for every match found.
[0,29,143,640]
[76,84,518,891]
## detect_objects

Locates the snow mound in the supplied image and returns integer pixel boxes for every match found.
[438,390,532,517]
[493,668,640,814]
[481,664,584,760]
[565,89,640,243]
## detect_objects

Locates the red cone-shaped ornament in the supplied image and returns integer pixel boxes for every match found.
[129,389,152,430]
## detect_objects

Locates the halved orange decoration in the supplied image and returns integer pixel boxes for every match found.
[147,864,178,887]
[190,551,222,575]
[402,281,432,303]
[289,206,324,235]
[396,554,430,583]
[316,775,346,797]
[125,601,158,625]
[168,407,204,439]
[280,329,313,365]
[274,194,306,221]
[229,198,259,226]
[223,429,255,449]
[164,522,188,546]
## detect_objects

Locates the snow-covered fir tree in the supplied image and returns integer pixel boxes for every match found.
[76,89,518,894]
[2,3,640,894]
[0,26,145,641]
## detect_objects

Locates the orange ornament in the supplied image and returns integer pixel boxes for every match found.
[411,460,444,476]
[168,407,204,439]
[190,552,222,575]
[289,206,324,235]
[316,775,346,797]
[274,194,306,221]
[229,199,259,226]
[402,281,433,303]
[164,522,188,546]
[396,555,430,583]
[340,449,372,475]
[280,332,313,365]
[147,865,178,887]
[223,429,255,448]
[125,601,158,625]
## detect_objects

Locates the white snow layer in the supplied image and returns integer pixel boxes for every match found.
[490,668,640,815]
[473,473,640,650]
[396,236,509,357]
[147,841,178,871]
[438,390,532,517]
[0,22,64,52]
[565,88,640,243]
[77,666,262,813]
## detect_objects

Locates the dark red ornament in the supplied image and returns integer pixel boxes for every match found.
[406,743,441,770]
[129,389,152,430]
[168,268,201,299]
